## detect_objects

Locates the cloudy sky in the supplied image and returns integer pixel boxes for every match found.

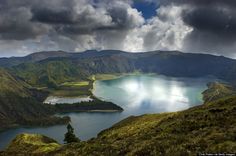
[0,0,236,58]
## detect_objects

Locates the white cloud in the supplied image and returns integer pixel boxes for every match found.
[122,5,193,52]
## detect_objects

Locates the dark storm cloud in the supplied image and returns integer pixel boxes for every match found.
[157,0,236,57]
[0,0,147,57]
[0,6,49,40]
[160,0,236,38]
[107,4,133,29]
[182,7,236,39]
[0,0,142,39]
[31,8,76,24]
[37,1,142,39]
[160,0,236,7]
[30,0,80,25]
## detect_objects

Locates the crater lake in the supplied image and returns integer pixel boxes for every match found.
[0,74,215,149]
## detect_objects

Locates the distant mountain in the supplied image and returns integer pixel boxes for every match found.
[0,69,69,131]
[8,50,136,87]
[0,51,72,67]
[25,51,72,62]
[3,50,236,87]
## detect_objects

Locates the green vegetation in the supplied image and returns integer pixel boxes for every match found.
[10,60,82,88]
[2,50,236,88]
[52,95,235,156]
[2,83,236,155]
[2,133,61,155]
[0,69,70,131]
[91,74,124,81]
[202,82,236,103]
[64,124,80,144]
[0,68,30,97]
[62,81,89,86]
[8,50,236,100]
[0,68,123,132]
[49,81,92,97]
[55,98,123,113]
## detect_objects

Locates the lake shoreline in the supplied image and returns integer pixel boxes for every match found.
[2,80,233,154]
[0,74,126,136]
[0,74,218,150]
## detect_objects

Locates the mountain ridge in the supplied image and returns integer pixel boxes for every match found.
[1,50,235,67]
[4,50,236,88]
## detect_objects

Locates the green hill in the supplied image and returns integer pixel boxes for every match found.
[0,68,30,97]
[0,69,69,131]
[0,51,71,67]
[10,60,80,88]
[2,85,236,156]
[9,52,135,88]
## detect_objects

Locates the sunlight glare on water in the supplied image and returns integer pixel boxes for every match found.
[0,75,213,150]
[114,76,191,112]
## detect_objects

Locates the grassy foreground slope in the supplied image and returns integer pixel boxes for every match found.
[53,96,236,156]
[2,84,236,156]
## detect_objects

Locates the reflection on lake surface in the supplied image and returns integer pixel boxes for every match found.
[0,75,213,149]
[44,96,92,104]
[93,75,208,113]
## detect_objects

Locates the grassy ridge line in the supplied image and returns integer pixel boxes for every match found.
[7,50,236,88]
[202,82,236,103]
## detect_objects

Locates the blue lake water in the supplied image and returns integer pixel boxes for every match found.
[0,75,214,150]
